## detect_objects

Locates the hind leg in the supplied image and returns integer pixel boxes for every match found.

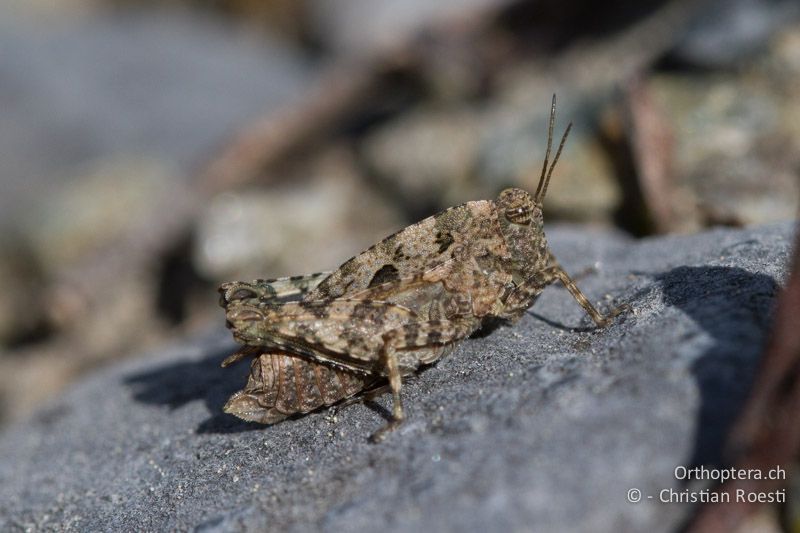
[219,271,333,306]
[369,318,478,442]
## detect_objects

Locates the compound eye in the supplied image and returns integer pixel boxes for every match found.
[505,206,531,225]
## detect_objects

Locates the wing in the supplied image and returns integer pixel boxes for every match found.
[308,200,510,300]
[224,298,417,372]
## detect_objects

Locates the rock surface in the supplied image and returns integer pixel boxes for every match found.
[0,222,793,532]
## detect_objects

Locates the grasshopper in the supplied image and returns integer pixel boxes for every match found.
[219,95,625,441]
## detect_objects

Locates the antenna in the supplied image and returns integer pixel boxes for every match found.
[535,95,572,203]
[534,94,557,201]
[537,121,572,203]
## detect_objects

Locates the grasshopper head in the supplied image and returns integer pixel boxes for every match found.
[497,187,546,273]
[496,95,571,273]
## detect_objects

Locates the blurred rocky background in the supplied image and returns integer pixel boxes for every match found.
[0,0,799,432]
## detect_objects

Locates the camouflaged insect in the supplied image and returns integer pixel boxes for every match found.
[218,95,626,441]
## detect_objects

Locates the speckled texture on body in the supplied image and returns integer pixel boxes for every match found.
[0,222,793,532]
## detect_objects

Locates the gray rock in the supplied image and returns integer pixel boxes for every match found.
[308,0,503,55]
[649,43,800,231]
[671,0,800,68]
[0,222,793,532]
[0,9,314,225]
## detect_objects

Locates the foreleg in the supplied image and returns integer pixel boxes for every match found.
[501,265,626,327]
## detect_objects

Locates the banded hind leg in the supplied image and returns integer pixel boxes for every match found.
[501,265,626,327]
[219,271,333,307]
[370,317,479,442]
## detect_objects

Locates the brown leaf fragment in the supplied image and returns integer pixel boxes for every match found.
[625,76,677,234]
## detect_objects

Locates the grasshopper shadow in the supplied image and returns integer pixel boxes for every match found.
[124,343,395,435]
[124,343,264,434]
[654,265,779,468]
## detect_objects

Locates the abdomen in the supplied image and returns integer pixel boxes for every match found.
[224,351,377,424]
